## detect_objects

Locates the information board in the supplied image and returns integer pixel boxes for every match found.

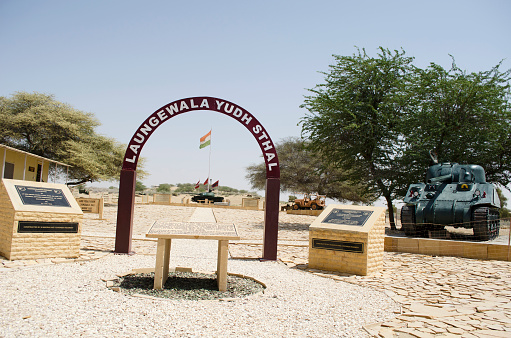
[15,185,71,207]
[322,208,374,226]
[153,194,171,203]
[312,238,364,253]
[147,221,238,238]
[242,198,259,208]
[17,221,79,233]
[76,198,100,213]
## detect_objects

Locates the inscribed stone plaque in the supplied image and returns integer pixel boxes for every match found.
[153,194,171,203]
[15,185,71,207]
[76,198,99,213]
[322,208,373,226]
[17,221,79,233]
[242,198,259,208]
[147,221,238,238]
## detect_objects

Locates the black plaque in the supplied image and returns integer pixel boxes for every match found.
[312,238,364,253]
[15,185,71,207]
[18,221,79,233]
[322,208,373,226]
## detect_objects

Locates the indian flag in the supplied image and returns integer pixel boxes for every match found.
[199,130,211,149]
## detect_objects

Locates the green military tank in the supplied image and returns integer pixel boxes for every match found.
[191,191,224,204]
[401,157,501,241]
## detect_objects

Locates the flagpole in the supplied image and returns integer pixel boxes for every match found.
[207,128,212,191]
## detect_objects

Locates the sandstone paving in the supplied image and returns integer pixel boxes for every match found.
[1,204,511,337]
[300,252,511,337]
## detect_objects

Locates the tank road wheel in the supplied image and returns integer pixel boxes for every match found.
[292,204,300,210]
[472,207,500,241]
[401,205,421,237]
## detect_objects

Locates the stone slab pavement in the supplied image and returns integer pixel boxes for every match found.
[1,205,510,337]
[297,253,511,338]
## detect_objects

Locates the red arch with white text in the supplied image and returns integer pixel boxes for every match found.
[114,96,280,260]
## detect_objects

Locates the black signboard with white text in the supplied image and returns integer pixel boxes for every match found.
[17,221,78,233]
[15,185,71,207]
[311,238,364,253]
[322,208,373,226]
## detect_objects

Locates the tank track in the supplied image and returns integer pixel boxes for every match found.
[472,206,500,241]
[400,205,423,237]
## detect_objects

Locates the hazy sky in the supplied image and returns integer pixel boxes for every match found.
[1,0,510,196]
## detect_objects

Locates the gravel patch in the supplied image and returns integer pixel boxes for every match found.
[0,239,398,337]
[116,271,265,300]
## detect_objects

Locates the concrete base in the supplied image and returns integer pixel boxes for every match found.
[384,236,511,261]
[286,209,323,216]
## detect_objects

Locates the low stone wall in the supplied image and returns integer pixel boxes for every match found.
[286,209,323,216]
[169,202,264,211]
[384,236,511,261]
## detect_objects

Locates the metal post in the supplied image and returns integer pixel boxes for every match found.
[23,154,27,180]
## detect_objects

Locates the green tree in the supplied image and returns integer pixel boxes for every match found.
[157,183,171,193]
[496,188,510,219]
[402,59,511,185]
[300,48,415,229]
[245,137,377,204]
[135,180,147,192]
[175,183,205,193]
[0,92,143,185]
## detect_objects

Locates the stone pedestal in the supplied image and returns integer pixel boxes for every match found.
[309,205,386,276]
[0,179,83,260]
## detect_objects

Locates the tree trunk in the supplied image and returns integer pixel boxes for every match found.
[384,194,396,230]
[66,178,91,186]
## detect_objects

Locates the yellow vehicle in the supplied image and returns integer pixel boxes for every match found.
[292,193,326,210]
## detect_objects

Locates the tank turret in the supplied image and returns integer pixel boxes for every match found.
[401,162,500,241]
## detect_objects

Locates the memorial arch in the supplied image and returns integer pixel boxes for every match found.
[114,96,280,260]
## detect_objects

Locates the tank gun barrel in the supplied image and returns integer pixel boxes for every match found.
[428,174,451,183]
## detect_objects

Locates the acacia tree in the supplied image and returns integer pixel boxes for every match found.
[301,47,511,230]
[157,183,172,193]
[0,91,141,185]
[300,48,415,229]
[246,137,377,204]
[402,59,511,185]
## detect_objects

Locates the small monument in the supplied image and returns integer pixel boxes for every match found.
[146,220,240,291]
[308,204,386,276]
[76,197,105,219]
[0,179,83,260]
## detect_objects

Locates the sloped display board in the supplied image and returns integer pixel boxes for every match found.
[0,179,83,260]
[308,204,386,276]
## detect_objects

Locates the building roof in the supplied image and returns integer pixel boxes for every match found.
[0,143,71,167]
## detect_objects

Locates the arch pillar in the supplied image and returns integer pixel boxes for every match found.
[263,177,280,260]
[114,169,136,254]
